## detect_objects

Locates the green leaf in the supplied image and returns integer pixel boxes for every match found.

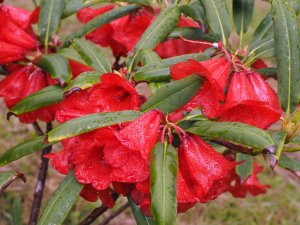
[150,142,178,225]
[134,53,209,82]
[40,54,72,84]
[37,171,83,225]
[252,13,273,43]
[278,155,300,171]
[168,27,218,42]
[0,136,52,167]
[61,4,140,48]
[62,0,83,18]
[58,48,86,64]
[272,131,288,159]
[128,196,154,225]
[257,67,277,78]
[10,85,64,115]
[200,0,232,45]
[47,110,142,143]
[39,0,65,50]
[233,0,255,34]
[236,153,253,179]
[248,36,275,61]
[120,0,152,5]
[137,49,161,66]
[187,121,275,153]
[65,71,102,91]
[72,39,111,73]
[180,2,206,24]
[128,5,180,71]
[0,171,18,189]
[141,75,203,113]
[12,196,22,225]
[272,0,300,115]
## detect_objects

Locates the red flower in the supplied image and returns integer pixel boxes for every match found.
[219,71,281,129]
[230,163,270,198]
[0,65,57,123]
[0,5,32,29]
[56,73,141,122]
[252,59,268,69]
[169,57,231,120]
[69,60,93,78]
[0,41,25,64]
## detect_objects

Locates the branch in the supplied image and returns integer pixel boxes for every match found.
[28,122,53,225]
[79,192,119,225]
[0,173,26,195]
[97,202,130,225]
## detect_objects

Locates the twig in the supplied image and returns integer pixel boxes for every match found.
[0,173,26,195]
[79,192,119,225]
[28,122,53,225]
[211,140,253,154]
[97,202,130,225]
[32,122,44,136]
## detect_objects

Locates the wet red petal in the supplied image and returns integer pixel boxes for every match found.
[0,41,25,64]
[69,60,93,78]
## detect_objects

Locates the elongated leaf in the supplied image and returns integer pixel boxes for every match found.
[272,131,287,159]
[187,121,275,152]
[278,155,300,171]
[134,54,209,82]
[10,85,64,115]
[58,48,86,64]
[141,75,203,113]
[12,196,22,225]
[180,2,206,23]
[200,0,232,45]
[47,110,142,143]
[40,54,72,84]
[233,0,255,34]
[236,153,253,179]
[62,4,139,47]
[248,36,275,60]
[37,171,83,225]
[39,0,65,48]
[128,6,180,71]
[63,0,83,18]
[168,27,218,42]
[65,71,102,91]
[120,0,152,5]
[0,136,52,167]
[252,13,273,43]
[128,196,154,225]
[257,68,277,78]
[0,171,17,188]
[137,49,161,66]
[72,39,111,73]
[150,143,178,225]
[272,0,300,114]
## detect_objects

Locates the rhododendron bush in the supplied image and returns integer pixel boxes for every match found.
[0,0,299,224]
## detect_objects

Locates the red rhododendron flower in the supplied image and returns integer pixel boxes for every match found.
[252,59,268,69]
[1,5,31,29]
[0,65,57,123]
[169,57,231,120]
[56,73,141,122]
[219,71,281,129]
[0,41,25,64]
[69,60,93,78]
[230,163,270,198]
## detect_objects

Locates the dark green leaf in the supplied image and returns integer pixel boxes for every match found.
[0,171,18,188]
[272,0,300,115]
[236,153,253,179]
[134,54,209,82]
[233,0,255,34]
[248,36,275,61]
[252,13,273,42]
[0,136,52,167]
[128,6,180,71]
[40,54,72,84]
[63,0,83,18]
[137,49,161,66]
[10,85,64,115]
[272,131,288,159]
[150,142,178,225]
[39,0,65,49]
[72,39,111,73]
[120,0,152,5]
[200,0,232,45]
[37,171,83,225]
[180,2,206,24]
[47,111,142,143]
[168,27,218,42]
[12,196,22,225]
[148,82,168,94]
[187,121,275,153]
[58,48,86,64]
[65,71,102,91]
[141,75,203,113]
[62,4,140,48]
[128,196,154,225]
[257,67,277,78]
[278,155,300,171]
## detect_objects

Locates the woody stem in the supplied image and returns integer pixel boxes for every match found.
[97,202,130,225]
[28,122,53,225]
